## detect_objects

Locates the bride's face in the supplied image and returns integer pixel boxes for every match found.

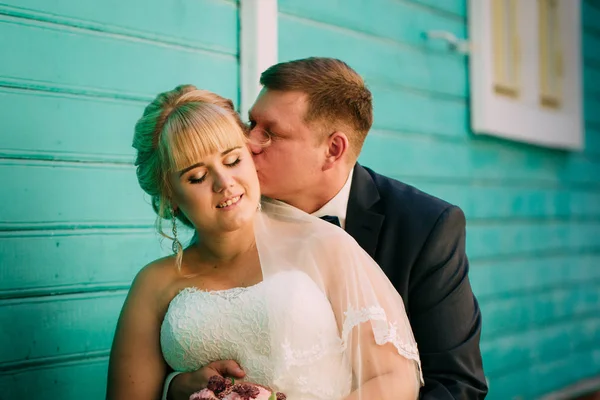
[169,145,260,233]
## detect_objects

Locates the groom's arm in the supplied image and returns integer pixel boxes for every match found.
[408,205,488,399]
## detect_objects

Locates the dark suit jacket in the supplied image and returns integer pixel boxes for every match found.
[345,164,488,399]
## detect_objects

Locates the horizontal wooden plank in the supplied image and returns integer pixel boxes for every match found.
[278,14,467,98]
[3,219,599,294]
[0,357,108,400]
[470,252,600,299]
[0,161,155,227]
[487,348,600,400]
[481,316,600,376]
[371,88,467,137]
[15,90,598,174]
[0,16,238,104]
[2,158,599,226]
[0,88,143,161]
[360,131,600,186]
[1,312,596,400]
[369,84,600,144]
[1,160,598,262]
[0,293,124,367]
[530,350,600,398]
[467,220,600,259]
[3,160,600,231]
[278,0,466,50]
[406,0,466,18]
[479,281,600,340]
[0,228,189,296]
[0,0,237,54]
[407,179,600,220]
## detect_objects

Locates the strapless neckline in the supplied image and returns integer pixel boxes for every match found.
[160,270,351,399]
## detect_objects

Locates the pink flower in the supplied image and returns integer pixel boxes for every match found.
[189,389,219,400]
[220,384,268,400]
[207,376,234,393]
[189,376,286,400]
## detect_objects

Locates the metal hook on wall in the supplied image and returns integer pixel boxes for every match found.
[425,30,471,54]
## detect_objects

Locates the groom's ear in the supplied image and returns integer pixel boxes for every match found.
[323,131,349,170]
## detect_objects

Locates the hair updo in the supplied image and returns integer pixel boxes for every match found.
[132,84,247,237]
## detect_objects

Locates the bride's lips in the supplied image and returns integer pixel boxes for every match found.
[216,194,243,210]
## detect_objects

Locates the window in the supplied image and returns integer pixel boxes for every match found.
[469,0,583,150]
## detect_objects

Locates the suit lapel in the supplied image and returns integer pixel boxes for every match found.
[345,164,384,258]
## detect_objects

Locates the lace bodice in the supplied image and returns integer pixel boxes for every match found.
[160,271,352,400]
[161,204,423,399]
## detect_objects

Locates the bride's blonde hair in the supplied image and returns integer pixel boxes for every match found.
[132,84,248,249]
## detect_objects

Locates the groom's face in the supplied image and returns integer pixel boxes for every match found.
[247,89,326,206]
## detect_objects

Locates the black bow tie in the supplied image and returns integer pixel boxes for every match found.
[320,215,341,227]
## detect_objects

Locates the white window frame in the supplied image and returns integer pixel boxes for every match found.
[239,0,278,122]
[469,0,583,150]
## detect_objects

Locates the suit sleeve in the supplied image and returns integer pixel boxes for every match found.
[408,205,488,399]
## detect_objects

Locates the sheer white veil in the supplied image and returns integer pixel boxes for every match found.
[254,197,423,398]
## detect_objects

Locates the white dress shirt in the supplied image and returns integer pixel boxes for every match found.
[311,169,354,230]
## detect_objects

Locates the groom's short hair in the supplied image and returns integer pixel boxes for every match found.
[260,57,373,159]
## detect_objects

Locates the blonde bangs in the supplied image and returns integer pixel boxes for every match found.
[160,102,247,173]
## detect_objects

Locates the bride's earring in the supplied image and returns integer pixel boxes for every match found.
[171,207,182,255]
[257,202,262,212]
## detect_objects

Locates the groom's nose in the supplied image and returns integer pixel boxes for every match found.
[248,140,263,155]
[247,128,266,155]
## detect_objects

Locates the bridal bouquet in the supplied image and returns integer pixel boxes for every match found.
[190,376,286,400]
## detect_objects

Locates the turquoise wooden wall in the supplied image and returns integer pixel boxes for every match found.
[277,0,600,399]
[0,0,237,398]
[1,0,599,399]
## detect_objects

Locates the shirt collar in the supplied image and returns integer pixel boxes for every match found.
[311,169,354,230]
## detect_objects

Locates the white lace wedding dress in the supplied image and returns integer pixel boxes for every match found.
[161,203,423,399]
[160,270,353,400]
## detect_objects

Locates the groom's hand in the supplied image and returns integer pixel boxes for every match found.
[167,360,246,400]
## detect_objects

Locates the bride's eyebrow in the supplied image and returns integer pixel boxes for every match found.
[178,163,205,177]
[178,147,242,176]
[221,147,242,155]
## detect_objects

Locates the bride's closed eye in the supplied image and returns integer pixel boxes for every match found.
[189,173,207,184]
[223,154,242,167]
[187,156,241,184]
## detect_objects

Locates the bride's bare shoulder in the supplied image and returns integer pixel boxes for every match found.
[134,255,178,283]
[126,256,179,309]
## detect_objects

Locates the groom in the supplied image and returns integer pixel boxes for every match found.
[165,57,487,399]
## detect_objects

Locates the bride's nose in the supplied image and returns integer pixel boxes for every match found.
[212,170,235,192]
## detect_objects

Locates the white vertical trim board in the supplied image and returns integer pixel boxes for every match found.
[469,0,583,150]
[239,0,278,122]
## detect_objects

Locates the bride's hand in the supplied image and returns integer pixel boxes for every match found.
[167,360,246,400]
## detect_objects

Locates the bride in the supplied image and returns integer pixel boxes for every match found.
[106,85,423,400]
